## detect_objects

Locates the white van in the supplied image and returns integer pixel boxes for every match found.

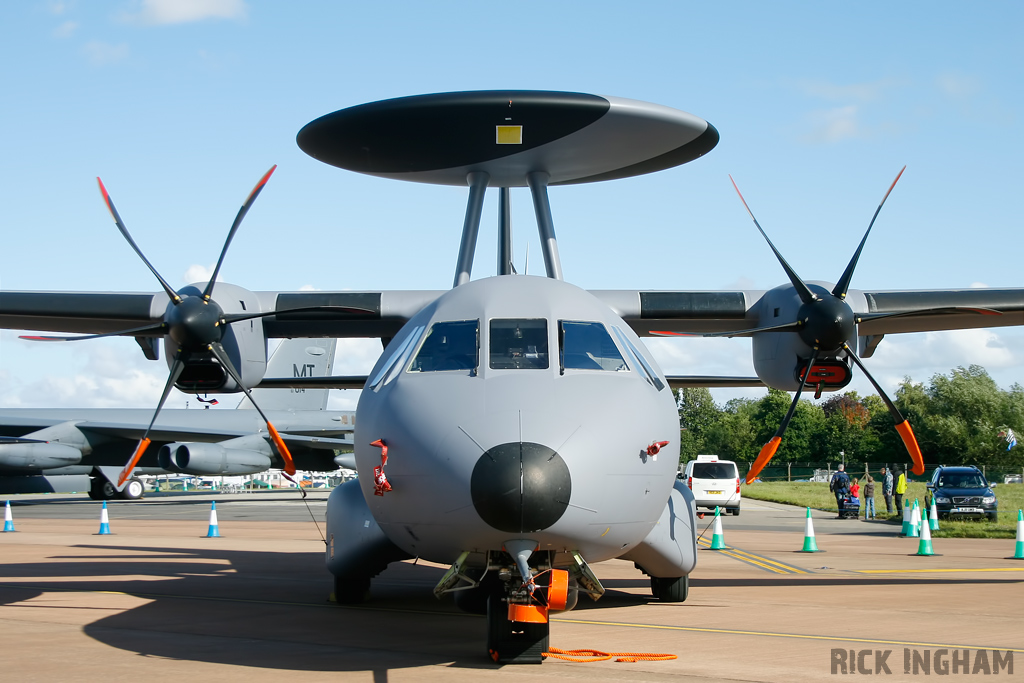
[680,455,741,515]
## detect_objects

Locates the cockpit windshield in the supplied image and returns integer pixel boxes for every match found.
[409,320,478,373]
[489,319,548,369]
[559,321,627,372]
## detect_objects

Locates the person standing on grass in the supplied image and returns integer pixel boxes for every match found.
[829,464,850,518]
[893,465,907,516]
[881,467,894,514]
[863,474,876,520]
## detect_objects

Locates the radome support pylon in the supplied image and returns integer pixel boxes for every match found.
[1011,510,1024,560]
[205,501,221,538]
[908,500,921,538]
[798,507,819,552]
[709,506,727,549]
[928,499,939,531]
[3,501,15,532]
[915,513,935,556]
[97,501,111,535]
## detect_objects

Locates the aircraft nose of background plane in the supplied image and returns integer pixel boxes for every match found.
[470,442,571,534]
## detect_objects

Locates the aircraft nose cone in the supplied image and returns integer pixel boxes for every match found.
[470,442,571,534]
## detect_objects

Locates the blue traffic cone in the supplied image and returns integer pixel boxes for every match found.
[205,501,221,538]
[97,501,111,535]
[3,501,15,532]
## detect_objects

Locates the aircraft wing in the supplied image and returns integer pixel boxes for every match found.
[2,287,1021,340]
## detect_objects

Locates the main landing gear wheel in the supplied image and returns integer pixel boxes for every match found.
[651,575,689,602]
[88,478,118,501]
[486,591,548,664]
[332,575,371,605]
[120,477,144,500]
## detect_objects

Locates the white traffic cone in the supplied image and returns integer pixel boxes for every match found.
[929,499,940,531]
[97,501,111,535]
[204,501,221,538]
[709,506,726,549]
[3,501,15,532]
[799,507,819,552]
[908,500,920,538]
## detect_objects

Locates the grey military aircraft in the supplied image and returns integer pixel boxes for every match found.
[0,337,355,499]
[1,90,1021,663]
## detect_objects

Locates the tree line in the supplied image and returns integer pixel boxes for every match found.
[676,365,1024,470]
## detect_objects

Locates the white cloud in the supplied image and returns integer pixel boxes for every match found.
[126,0,247,25]
[48,1,74,16]
[802,105,863,144]
[183,263,215,285]
[53,21,78,38]
[936,71,982,100]
[795,78,899,103]
[298,284,320,292]
[83,41,129,66]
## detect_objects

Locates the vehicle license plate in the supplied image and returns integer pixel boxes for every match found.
[953,507,983,513]
[707,490,722,495]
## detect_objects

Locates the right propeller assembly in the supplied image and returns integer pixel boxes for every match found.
[729,168,926,484]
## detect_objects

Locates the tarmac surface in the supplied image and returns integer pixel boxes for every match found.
[1,492,1022,681]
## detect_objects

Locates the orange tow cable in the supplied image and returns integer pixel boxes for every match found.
[543,647,677,663]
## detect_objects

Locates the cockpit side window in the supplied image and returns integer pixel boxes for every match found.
[558,321,628,373]
[408,320,479,373]
[612,326,666,391]
[489,319,549,369]
[369,324,426,390]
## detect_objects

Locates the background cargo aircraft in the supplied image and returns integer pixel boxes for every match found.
[0,336,355,499]
[0,90,1021,664]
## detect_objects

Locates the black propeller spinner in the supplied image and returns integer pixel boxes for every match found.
[726,168,926,483]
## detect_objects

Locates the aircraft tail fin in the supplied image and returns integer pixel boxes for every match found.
[238,338,337,412]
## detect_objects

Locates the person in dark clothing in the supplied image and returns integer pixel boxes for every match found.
[892,465,905,516]
[829,464,851,518]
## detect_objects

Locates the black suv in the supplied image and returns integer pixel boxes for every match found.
[926,466,998,521]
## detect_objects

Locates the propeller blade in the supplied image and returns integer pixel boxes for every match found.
[745,349,819,484]
[729,175,817,305]
[832,166,905,300]
[19,322,168,342]
[843,344,925,475]
[97,177,181,304]
[208,341,296,475]
[118,354,186,486]
[203,165,277,301]
[650,321,804,338]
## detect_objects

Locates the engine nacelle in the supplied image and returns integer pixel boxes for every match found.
[166,282,268,393]
[158,440,271,476]
[751,282,866,392]
[0,441,83,470]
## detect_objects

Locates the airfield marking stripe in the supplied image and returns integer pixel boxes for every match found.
[550,617,1024,653]
[716,546,808,574]
[855,567,1024,574]
[696,537,806,574]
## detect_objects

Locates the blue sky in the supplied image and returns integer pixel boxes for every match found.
[0,0,1021,413]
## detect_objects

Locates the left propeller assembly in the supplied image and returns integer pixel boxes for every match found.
[23,167,300,483]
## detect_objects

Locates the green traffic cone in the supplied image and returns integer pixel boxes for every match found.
[1012,510,1024,560]
[800,507,819,552]
[915,514,935,556]
[710,506,727,549]
[900,499,912,536]
[908,500,920,538]
[928,499,939,531]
